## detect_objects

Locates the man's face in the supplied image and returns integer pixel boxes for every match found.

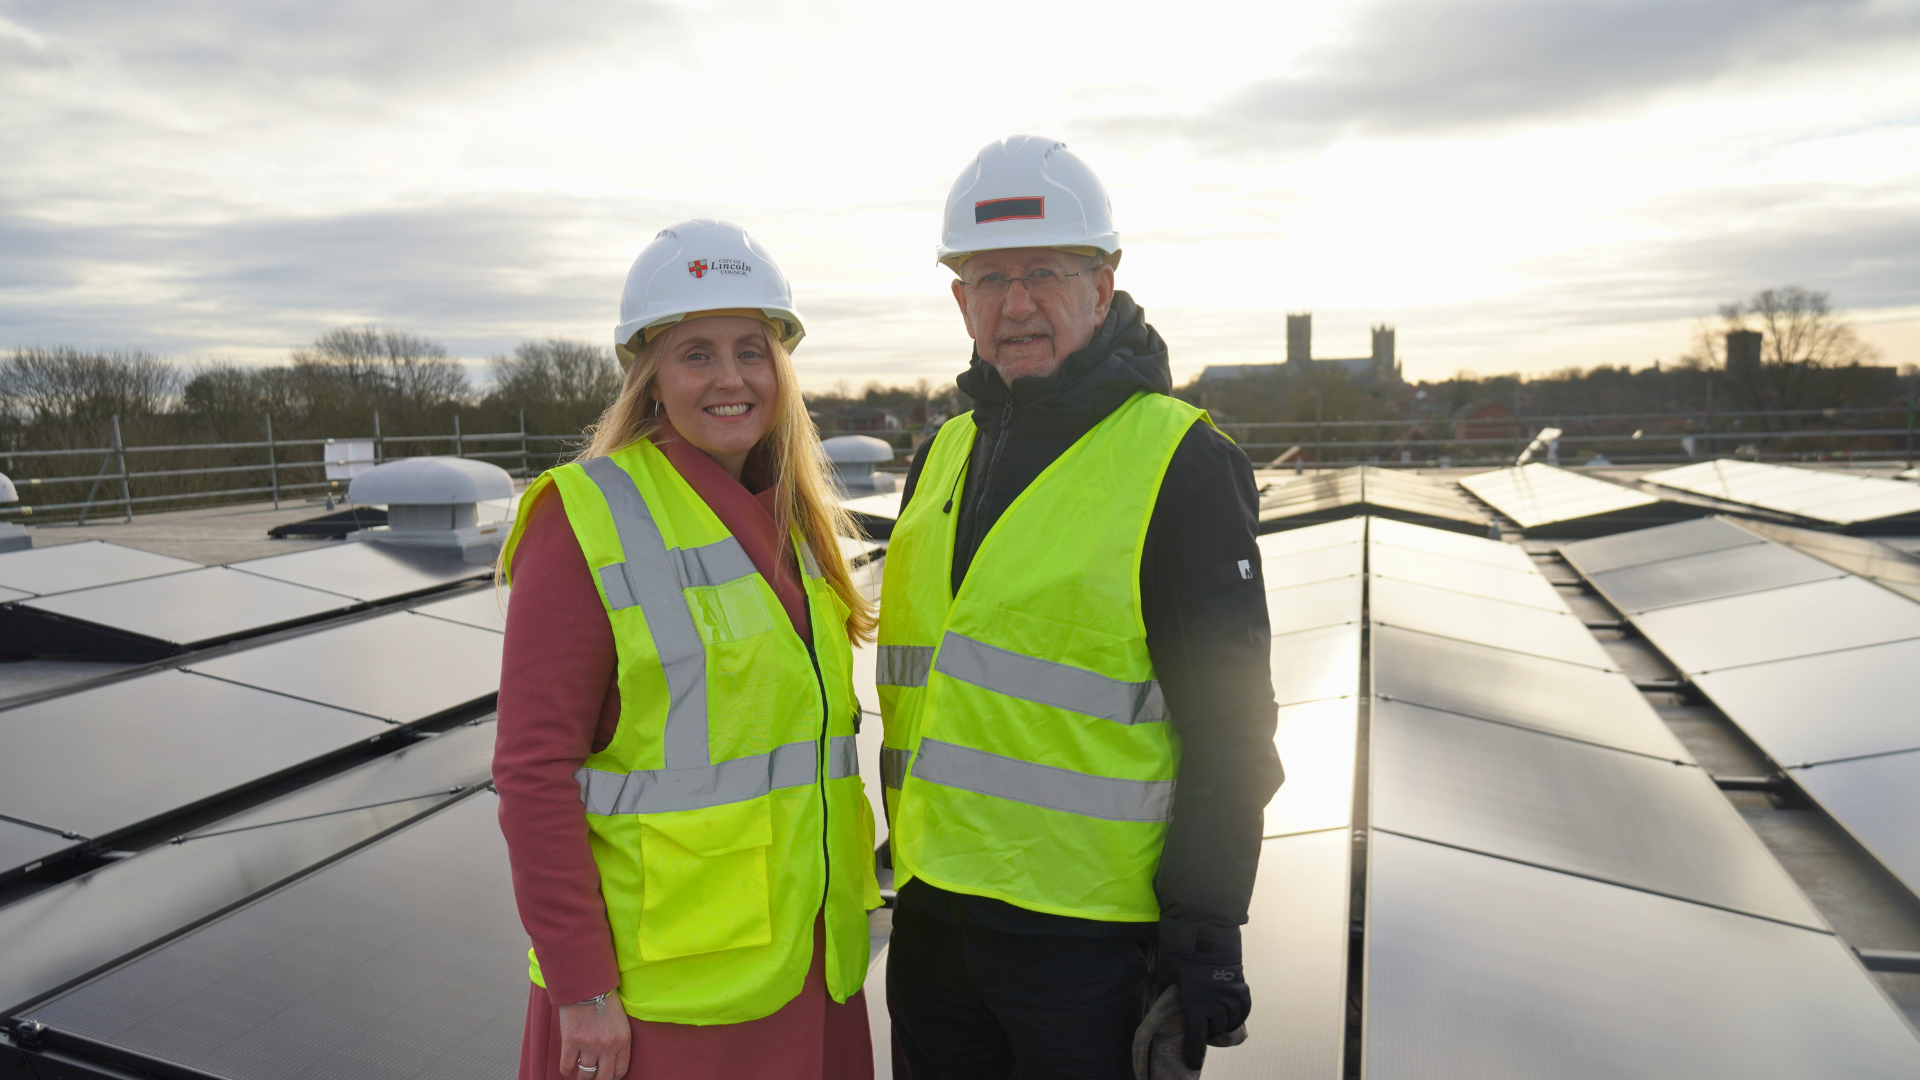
[950,247,1115,383]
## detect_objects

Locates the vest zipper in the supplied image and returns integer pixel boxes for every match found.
[802,627,833,923]
[960,399,1017,574]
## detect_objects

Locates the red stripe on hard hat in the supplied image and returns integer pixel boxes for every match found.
[975,197,1045,224]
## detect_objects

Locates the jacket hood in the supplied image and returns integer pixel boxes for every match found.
[956,292,1171,429]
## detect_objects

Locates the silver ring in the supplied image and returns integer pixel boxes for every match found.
[578,1067,598,1074]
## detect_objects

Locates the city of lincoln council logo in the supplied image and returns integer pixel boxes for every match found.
[687,260,708,278]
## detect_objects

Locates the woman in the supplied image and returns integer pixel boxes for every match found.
[495,219,881,1080]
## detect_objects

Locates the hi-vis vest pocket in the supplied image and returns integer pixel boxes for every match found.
[686,576,775,644]
[638,798,774,961]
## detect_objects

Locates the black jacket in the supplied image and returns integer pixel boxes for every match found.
[899,292,1283,957]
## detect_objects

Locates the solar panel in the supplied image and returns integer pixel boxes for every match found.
[1369,576,1617,670]
[183,612,504,724]
[1557,516,1760,575]
[232,541,488,601]
[1645,460,1920,528]
[1372,625,1689,761]
[0,540,199,597]
[0,818,79,879]
[1259,467,1487,534]
[1583,541,1844,615]
[1264,697,1356,838]
[1367,517,1533,573]
[1370,699,1824,928]
[1270,622,1362,708]
[1367,544,1568,612]
[0,671,388,847]
[1736,519,1920,601]
[1363,831,1920,1079]
[1632,576,1920,675]
[1262,544,1368,588]
[9,567,358,659]
[1256,516,1366,557]
[20,792,527,1079]
[0,584,31,603]
[1266,576,1363,636]
[0,721,495,1015]
[1791,750,1920,901]
[412,585,509,633]
[1690,639,1920,766]
[1201,829,1351,1080]
[1458,463,1665,533]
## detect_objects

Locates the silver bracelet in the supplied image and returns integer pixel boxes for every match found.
[575,992,610,1008]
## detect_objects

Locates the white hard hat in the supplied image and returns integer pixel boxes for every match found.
[615,219,805,361]
[936,136,1121,273]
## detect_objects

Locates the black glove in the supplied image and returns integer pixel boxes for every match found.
[1154,947,1251,1071]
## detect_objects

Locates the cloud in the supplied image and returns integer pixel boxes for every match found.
[1081,0,1920,153]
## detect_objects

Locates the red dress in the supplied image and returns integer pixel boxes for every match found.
[495,429,874,1080]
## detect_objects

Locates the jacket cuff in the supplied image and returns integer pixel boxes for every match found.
[1157,917,1242,959]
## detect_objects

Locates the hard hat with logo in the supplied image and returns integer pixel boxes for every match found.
[615,219,805,366]
[936,136,1121,274]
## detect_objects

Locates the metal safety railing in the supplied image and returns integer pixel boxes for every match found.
[1,411,586,524]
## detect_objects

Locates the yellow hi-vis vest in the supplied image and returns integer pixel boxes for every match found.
[877,390,1206,922]
[501,439,880,1025]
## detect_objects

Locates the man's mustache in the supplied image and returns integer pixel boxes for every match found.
[996,317,1054,345]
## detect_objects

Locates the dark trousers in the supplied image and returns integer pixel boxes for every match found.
[886,880,1152,1080]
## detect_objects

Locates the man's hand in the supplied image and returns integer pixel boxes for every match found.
[558,990,630,1080]
[1156,949,1251,1071]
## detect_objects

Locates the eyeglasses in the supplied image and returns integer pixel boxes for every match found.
[956,268,1086,300]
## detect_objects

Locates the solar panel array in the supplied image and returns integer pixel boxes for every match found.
[1459,462,1707,536]
[1258,466,1488,535]
[0,541,490,660]
[1644,459,1920,531]
[1564,517,1920,904]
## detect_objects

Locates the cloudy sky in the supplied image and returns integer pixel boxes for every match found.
[4,0,1918,389]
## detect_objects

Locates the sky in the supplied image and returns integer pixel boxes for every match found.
[3,0,1919,391]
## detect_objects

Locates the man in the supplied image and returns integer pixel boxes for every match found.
[877,135,1282,1079]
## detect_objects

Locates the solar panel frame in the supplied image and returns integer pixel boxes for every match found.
[0,541,200,597]
[1262,544,1368,588]
[0,818,81,879]
[1557,516,1762,575]
[231,541,487,602]
[1255,516,1367,557]
[1372,624,1690,762]
[1584,541,1844,614]
[182,611,505,724]
[1790,750,1920,902]
[1370,699,1825,929]
[1631,576,1920,675]
[1368,517,1534,572]
[1370,576,1618,670]
[1265,575,1363,635]
[1689,639,1920,766]
[0,584,31,603]
[12,566,360,657]
[1363,831,1920,1080]
[1368,545,1569,612]
[1270,622,1362,708]
[1645,460,1920,527]
[0,670,390,842]
[19,791,528,1080]
[411,585,509,634]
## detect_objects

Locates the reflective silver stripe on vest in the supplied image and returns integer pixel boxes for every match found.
[800,542,822,579]
[671,536,757,589]
[578,736,858,813]
[875,645,935,688]
[581,455,710,768]
[932,631,1168,726]
[910,738,1175,823]
[880,747,912,790]
[828,734,860,780]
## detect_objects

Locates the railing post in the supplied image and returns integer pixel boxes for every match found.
[111,414,133,522]
[1907,395,1915,469]
[373,410,384,463]
[519,409,530,478]
[454,414,463,458]
[265,413,279,509]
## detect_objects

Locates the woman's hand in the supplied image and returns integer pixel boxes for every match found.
[558,990,631,1080]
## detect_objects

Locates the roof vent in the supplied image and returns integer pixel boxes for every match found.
[0,473,25,552]
[346,457,516,564]
[822,436,897,493]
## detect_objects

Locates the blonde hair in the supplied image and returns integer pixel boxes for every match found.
[577,320,877,644]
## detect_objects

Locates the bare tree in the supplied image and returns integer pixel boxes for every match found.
[1685,286,1879,410]
[487,338,621,410]
[291,326,470,410]
[0,347,181,424]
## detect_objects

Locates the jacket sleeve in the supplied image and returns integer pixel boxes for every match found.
[494,489,623,1004]
[1144,424,1283,957]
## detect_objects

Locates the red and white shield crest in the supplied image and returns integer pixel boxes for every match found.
[687,260,708,278]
